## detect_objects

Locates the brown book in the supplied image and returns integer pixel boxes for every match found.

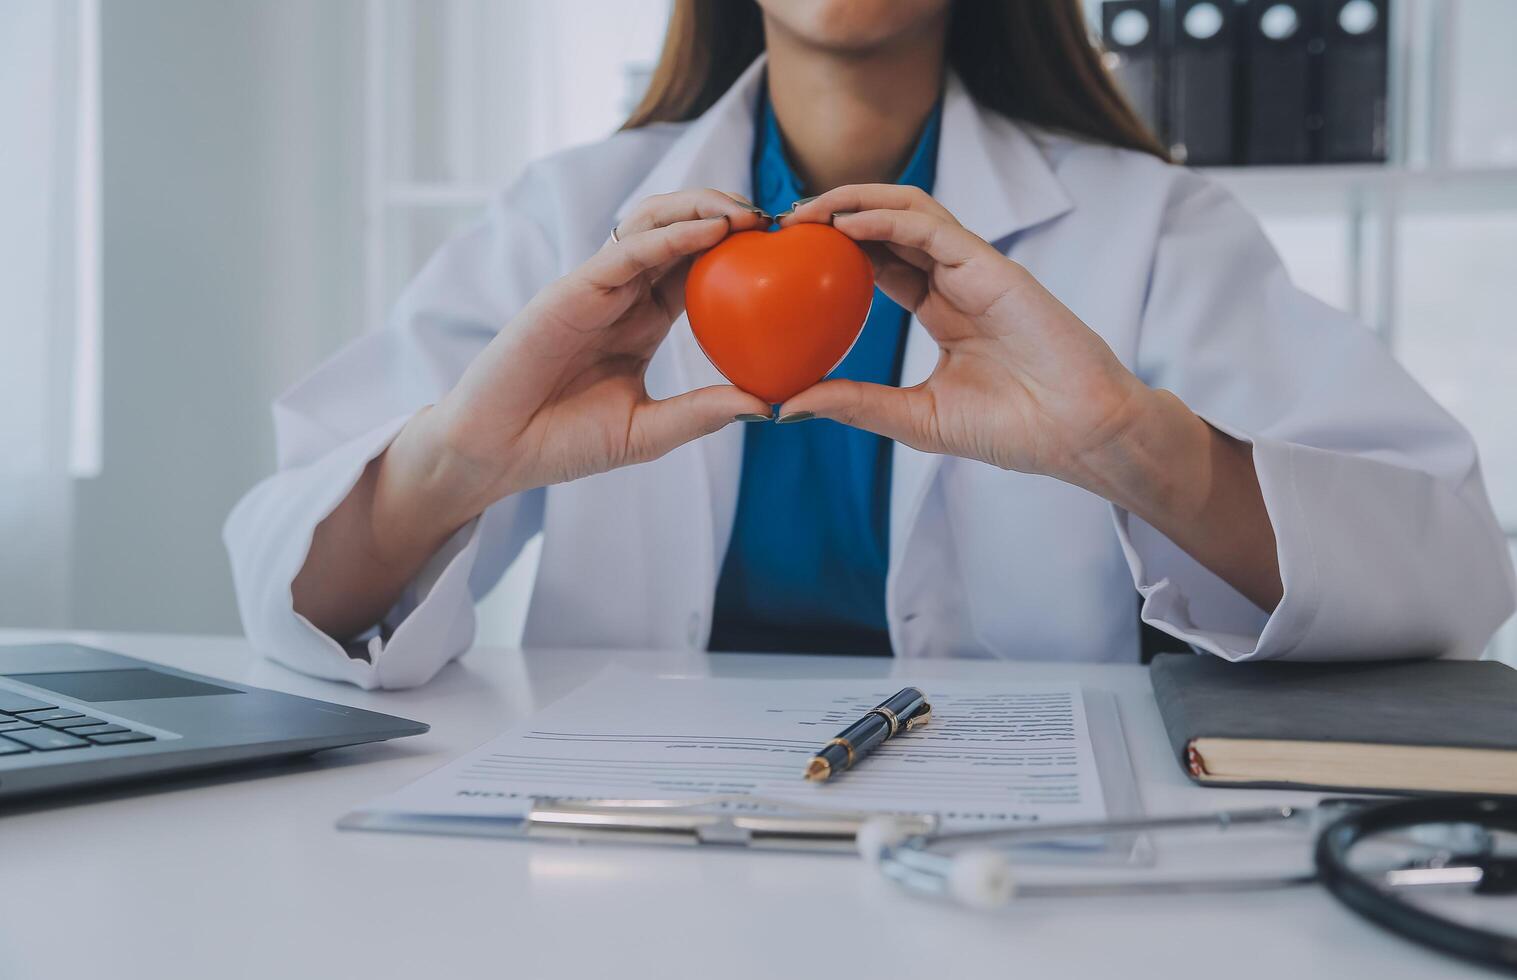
[1148,654,1517,795]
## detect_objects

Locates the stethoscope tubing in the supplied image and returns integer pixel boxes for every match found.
[881,838,1317,899]
[878,804,1317,900]
[903,804,1309,847]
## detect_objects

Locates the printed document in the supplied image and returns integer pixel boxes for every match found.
[356,670,1108,831]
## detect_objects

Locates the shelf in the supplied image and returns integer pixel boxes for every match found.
[1202,164,1517,214]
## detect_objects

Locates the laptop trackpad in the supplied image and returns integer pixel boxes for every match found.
[5,668,242,702]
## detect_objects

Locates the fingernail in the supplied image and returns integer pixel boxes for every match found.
[725,195,771,221]
[733,413,771,422]
[775,196,819,221]
[776,411,814,424]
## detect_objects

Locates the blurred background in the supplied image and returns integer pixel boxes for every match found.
[2,0,1513,660]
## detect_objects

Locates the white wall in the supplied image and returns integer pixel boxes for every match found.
[66,0,366,633]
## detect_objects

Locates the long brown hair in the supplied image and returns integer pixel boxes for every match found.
[623,0,1168,161]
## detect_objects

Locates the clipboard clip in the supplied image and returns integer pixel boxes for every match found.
[526,795,938,852]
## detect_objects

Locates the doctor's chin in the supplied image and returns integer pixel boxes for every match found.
[5,1,1517,978]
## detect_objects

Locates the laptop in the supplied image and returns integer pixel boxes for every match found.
[0,643,427,801]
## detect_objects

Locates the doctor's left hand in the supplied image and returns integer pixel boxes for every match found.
[421,190,772,515]
[775,185,1153,493]
[293,191,771,641]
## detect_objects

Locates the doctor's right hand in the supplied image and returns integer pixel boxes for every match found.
[292,191,767,641]
[400,189,771,525]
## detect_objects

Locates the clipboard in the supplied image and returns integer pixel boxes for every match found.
[339,684,1147,862]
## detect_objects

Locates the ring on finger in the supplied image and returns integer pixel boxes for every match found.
[609,223,622,244]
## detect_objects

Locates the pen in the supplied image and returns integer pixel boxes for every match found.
[804,687,931,781]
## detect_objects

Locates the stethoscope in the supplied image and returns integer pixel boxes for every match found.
[859,796,1517,975]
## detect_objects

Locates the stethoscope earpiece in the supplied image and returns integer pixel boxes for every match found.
[855,816,915,865]
[947,848,1018,909]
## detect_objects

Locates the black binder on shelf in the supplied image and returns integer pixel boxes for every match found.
[1102,0,1167,143]
[1169,0,1240,165]
[1320,0,1390,162]
[1240,0,1321,165]
[1100,0,1393,167]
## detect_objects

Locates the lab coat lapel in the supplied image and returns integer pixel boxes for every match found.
[614,58,769,585]
[888,74,1075,574]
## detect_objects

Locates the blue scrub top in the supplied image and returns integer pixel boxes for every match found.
[708,92,942,655]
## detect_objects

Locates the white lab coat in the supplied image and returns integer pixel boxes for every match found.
[225,58,1515,690]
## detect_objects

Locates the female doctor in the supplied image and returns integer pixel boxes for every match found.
[226,0,1515,689]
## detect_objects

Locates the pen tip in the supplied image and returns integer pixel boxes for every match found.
[804,758,831,782]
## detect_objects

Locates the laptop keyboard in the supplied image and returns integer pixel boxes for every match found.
[0,690,155,756]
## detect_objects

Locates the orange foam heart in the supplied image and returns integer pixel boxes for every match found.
[685,223,874,404]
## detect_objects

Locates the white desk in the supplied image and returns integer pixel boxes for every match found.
[0,630,1482,980]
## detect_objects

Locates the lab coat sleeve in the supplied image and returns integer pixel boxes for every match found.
[1115,171,1516,661]
[224,174,559,689]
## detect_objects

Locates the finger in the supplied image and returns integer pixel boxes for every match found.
[650,254,697,320]
[617,188,769,238]
[629,385,772,462]
[858,243,929,312]
[778,184,954,225]
[581,216,731,292]
[831,209,987,269]
[777,378,927,447]
[884,240,934,272]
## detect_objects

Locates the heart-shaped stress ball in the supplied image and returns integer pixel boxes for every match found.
[685,223,874,404]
